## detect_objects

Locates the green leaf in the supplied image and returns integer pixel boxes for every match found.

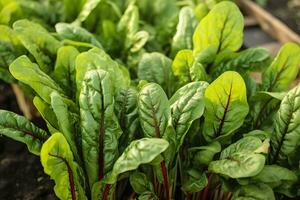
[138,192,159,200]
[52,46,79,100]
[181,170,207,193]
[106,138,169,184]
[211,47,270,78]
[252,165,297,188]
[138,83,171,139]
[33,96,59,133]
[203,71,249,142]
[13,19,62,73]
[209,136,267,178]
[50,92,81,163]
[74,0,102,24]
[41,133,87,200]
[171,7,197,56]
[270,84,300,164]
[130,171,154,194]
[232,183,275,200]
[9,55,66,104]
[55,23,103,49]
[0,110,49,155]
[261,43,300,92]
[75,48,130,99]
[193,1,243,56]
[191,141,222,166]
[172,50,208,87]
[114,87,139,151]
[169,81,208,149]
[137,52,173,95]
[79,69,122,188]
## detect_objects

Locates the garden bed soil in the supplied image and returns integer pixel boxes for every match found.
[0,82,57,200]
[265,0,300,34]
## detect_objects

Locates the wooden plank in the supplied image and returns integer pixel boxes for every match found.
[237,0,300,44]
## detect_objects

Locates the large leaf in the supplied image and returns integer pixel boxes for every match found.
[209,136,267,178]
[203,71,249,142]
[13,19,62,73]
[106,138,169,184]
[137,52,173,95]
[193,1,243,56]
[9,55,66,104]
[0,110,49,155]
[169,81,208,148]
[52,46,79,100]
[270,84,300,164]
[41,133,87,200]
[130,171,154,194]
[79,69,122,188]
[114,87,139,151]
[138,83,171,139]
[261,43,300,92]
[171,7,197,56]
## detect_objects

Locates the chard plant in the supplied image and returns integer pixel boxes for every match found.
[0,1,300,200]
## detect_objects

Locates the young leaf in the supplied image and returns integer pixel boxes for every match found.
[169,81,208,148]
[193,1,243,56]
[138,83,171,139]
[129,171,154,194]
[13,19,62,73]
[261,42,300,92]
[74,0,102,24]
[79,69,122,187]
[171,7,197,56]
[106,138,169,184]
[114,87,139,151]
[0,110,49,155]
[41,133,87,200]
[137,52,173,95]
[203,71,249,142]
[270,84,300,164]
[52,46,79,100]
[9,55,67,103]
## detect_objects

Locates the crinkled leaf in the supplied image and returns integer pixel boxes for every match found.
[181,170,207,193]
[41,133,87,200]
[232,183,275,200]
[106,138,169,184]
[137,52,173,95]
[203,71,249,142]
[138,83,171,139]
[114,87,139,151]
[79,69,122,187]
[169,81,208,149]
[270,84,300,164]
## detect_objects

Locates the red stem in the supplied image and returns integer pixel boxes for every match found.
[201,174,213,200]
[161,160,170,200]
[102,184,111,200]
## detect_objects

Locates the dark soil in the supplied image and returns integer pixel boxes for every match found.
[0,82,57,200]
[265,0,300,34]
